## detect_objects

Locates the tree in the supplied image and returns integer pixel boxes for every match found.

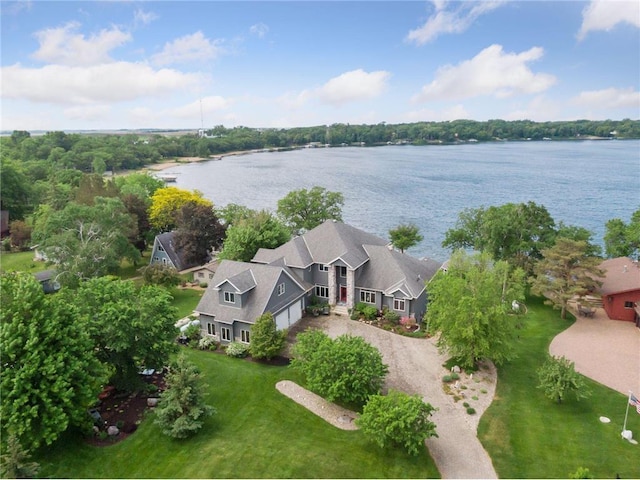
[356,390,438,456]
[149,186,213,231]
[0,273,106,449]
[442,202,556,274]
[425,250,526,369]
[31,197,140,287]
[139,263,181,287]
[174,202,226,266]
[0,434,40,479]
[8,219,32,250]
[389,223,423,253]
[277,186,344,234]
[291,330,388,405]
[70,277,178,391]
[249,312,287,360]
[219,210,291,262]
[537,355,591,404]
[0,159,32,220]
[604,209,640,260]
[74,173,119,205]
[218,203,253,226]
[531,238,604,319]
[154,354,215,439]
[554,222,602,257]
[121,193,152,252]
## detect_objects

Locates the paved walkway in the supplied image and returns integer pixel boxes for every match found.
[288,316,498,479]
[549,303,640,395]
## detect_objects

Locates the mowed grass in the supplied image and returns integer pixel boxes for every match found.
[170,287,205,318]
[36,348,440,478]
[478,296,640,479]
[0,250,47,273]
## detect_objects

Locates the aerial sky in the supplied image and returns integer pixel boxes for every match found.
[1,0,639,131]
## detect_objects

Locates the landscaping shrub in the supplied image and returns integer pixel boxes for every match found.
[198,336,217,351]
[466,407,476,415]
[383,310,400,324]
[199,282,208,288]
[362,305,378,320]
[225,342,249,358]
[442,375,453,383]
[463,402,470,408]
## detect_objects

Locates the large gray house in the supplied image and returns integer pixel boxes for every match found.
[195,220,441,345]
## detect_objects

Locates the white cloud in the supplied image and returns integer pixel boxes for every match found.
[406,0,505,45]
[316,69,390,106]
[1,62,206,105]
[151,31,225,66]
[412,44,556,102]
[63,104,112,121]
[577,0,640,41]
[134,9,158,27]
[32,22,131,66]
[570,87,640,109]
[249,23,269,38]
[504,95,562,121]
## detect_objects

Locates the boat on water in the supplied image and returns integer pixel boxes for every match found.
[157,175,177,183]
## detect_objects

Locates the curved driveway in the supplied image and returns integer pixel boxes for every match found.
[288,316,498,479]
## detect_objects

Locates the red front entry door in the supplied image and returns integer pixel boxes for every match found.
[339,286,347,303]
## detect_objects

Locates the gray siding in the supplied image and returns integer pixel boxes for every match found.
[264,272,304,315]
[150,241,174,268]
[355,287,382,311]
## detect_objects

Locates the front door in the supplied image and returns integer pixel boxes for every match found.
[339,286,347,304]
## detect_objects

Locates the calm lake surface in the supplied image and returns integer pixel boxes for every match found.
[163,140,639,262]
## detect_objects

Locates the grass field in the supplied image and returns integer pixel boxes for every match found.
[0,250,47,273]
[171,286,205,318]
[478,296,640,479]
[35,349,440,478]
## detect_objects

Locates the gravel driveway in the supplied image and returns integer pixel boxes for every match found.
[287,316,498,479]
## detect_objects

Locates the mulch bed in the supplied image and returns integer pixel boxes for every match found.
[86,372,166,447]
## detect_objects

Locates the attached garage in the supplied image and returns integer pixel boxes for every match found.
[275,298,304,330]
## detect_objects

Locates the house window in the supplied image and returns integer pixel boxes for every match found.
[315,285,329,298]
[339,266,347,278]
[277,283,285,296]
[319,264,329,272]
[224,292,235,304]
[394,298,406,311]
[360,290,376,304]
[221,327,231,341]
[198,272,204,278]
[207,322,216,336]
[209,273,213,279]
[162,258,167,265]
[624,301,634,309]
[158,244,165,252]
[241,330,250,343]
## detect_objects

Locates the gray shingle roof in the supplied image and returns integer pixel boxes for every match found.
[253,220,388,268]
[156,231,203,271]
[195,260,312,325]
[359,245,441,297]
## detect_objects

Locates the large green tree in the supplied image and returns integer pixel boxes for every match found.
[442,202,556,274]
[291,330,388,405]
[31,197,140,286]
[0,273,106,449]
[604,208,640,260]
[219,209,291,262]
[425,250,526,369]
[154,354,215,439]
[0,159,33,220]
[70,277,178,391]
[356,390,438,456]
[531,238,604,319]
[277,186,344,234]
[249,312,287,360]
[389,223,423,253]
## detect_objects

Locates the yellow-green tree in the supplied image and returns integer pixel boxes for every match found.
[148,187,213,231]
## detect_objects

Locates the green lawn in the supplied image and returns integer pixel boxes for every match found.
[478,296,640,479]
[35,349,440,478]
[0,250,47,273]
[171,287,205,318]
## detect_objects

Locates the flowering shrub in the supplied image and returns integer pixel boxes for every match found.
[399,316,413,326]
[225,341,249,358]
[198,336,217,351]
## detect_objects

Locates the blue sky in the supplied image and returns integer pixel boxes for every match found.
[1,0,639,131]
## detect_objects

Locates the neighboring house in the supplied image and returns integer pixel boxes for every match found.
[196,220,441,344]
[597,257,640,325]
[195,260,312,344]
[149,231,208,272]
[192,260,218,284]
[34,269,60,294]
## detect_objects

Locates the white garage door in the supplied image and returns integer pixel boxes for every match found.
[274,299,303,330]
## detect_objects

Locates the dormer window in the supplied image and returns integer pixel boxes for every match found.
[224,291,235,303]
[277,283,285,296]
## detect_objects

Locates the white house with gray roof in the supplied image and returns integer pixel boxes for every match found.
[195,220,441,345]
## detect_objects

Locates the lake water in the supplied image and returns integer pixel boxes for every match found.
[163,140,639,262]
